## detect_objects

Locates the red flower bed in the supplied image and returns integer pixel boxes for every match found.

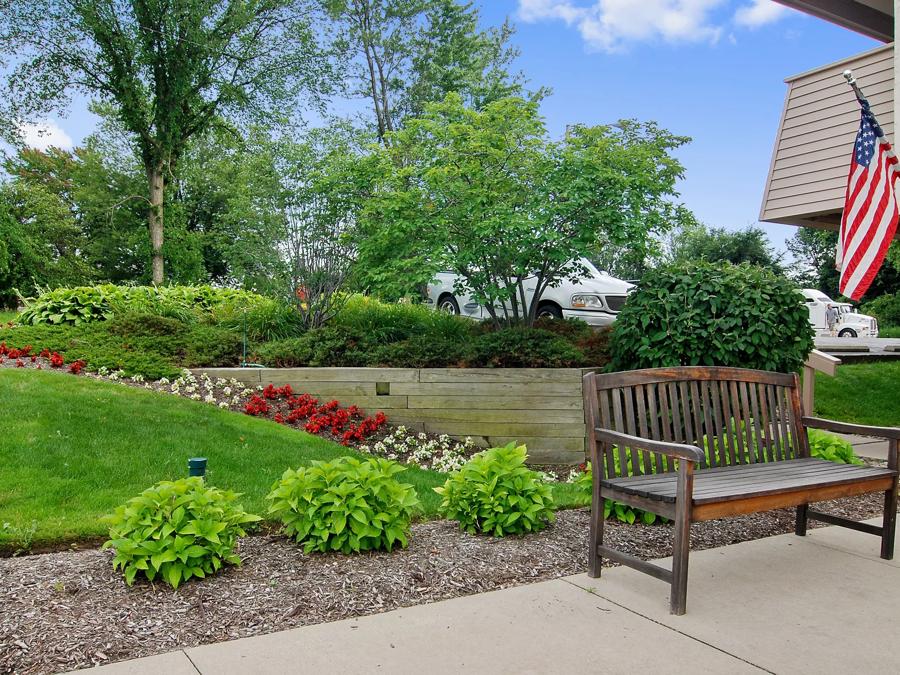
[49,352,65,368]
[247,385,387,446]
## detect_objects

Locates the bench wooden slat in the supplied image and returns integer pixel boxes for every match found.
[747,380,764,463]
[602,460,895,504]
[602,458,882,491]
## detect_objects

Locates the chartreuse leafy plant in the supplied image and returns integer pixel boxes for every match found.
[573,462,662,525]
[808,429,863,465]
[102,477,261,589]
[267,457,421,554]
[610,262,814,373]
[435,443,555,536]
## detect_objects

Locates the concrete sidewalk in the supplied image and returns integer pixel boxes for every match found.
[86,518,900,675]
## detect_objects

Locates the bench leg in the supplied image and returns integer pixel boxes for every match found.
[588,496,604,578]
[795,504,808,536]
[881,479,897,561]
[670,462,694,615]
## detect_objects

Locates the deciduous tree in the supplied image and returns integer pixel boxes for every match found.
[0,0,334,283]
[357,94,691,326]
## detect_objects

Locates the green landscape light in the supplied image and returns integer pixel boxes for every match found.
[188,457,207,478]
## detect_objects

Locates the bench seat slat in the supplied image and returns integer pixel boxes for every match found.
[601,458,896,505]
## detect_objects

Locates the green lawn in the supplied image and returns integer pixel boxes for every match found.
[0,310,18,324]
[879,326,900,338]
[814,361,900,427]
[0,369,582,550]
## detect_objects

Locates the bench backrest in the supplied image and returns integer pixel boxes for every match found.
[583,366,809,480]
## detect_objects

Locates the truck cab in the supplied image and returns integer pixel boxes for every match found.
[799,289,878,338]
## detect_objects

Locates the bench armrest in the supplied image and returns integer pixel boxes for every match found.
[802,416,900,441]
[593,428,704,463]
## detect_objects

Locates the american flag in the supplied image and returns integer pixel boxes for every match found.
[836,95,900,300]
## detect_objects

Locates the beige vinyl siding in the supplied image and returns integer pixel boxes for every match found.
[760,44,894,229]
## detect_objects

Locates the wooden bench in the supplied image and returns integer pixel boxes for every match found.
[582,366,900,615]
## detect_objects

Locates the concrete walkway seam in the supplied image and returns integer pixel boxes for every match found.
[559,577,774,674]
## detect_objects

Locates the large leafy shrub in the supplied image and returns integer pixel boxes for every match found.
[610,262,814,372]
[266,457,420,553]
[435,443,555,536]
[862,293,900,328]
[18,284,266,326]
[102,477,261,588]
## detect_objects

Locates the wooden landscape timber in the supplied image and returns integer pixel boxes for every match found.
[194,367,597,464]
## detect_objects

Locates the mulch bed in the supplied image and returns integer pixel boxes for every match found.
[1,493,889,675]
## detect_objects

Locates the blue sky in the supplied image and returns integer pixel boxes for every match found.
[16,0,882,253]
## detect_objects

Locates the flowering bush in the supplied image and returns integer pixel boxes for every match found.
[68,359,86,375]
[360,426,474,472]
[49,352,64,368]
[248,383,388,446]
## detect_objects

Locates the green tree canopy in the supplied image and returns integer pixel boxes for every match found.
[0,0,335,283]
[668,222,783,274]
[355,94,693,325]
[326,0,528,143]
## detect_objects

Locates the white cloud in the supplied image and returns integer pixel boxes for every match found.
[734,0,788,28]
[518,0,725,52]
[16,120,74,151]
[518,0,793,52]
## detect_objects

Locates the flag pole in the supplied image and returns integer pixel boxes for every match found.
[842,69,869,104]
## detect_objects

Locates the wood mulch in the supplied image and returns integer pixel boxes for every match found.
[1,493,889,675]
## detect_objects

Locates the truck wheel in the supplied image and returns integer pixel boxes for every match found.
[838,328,857,338]
[438,294,460,315]
[537,303,563,320]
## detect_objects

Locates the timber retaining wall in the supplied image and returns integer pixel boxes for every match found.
[194,367,594,464]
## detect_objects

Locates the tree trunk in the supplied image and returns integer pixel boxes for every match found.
[147,160,165,284]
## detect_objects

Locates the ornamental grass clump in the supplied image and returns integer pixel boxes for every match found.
[435,443,555,536]
[103,477,261,589]
[266,457,420,554]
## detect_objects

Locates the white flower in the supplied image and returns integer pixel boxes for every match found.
[567,468,581,482]
[185,385,196,394]
[232,396,241,405]
[97,366,109,376]
[223,387,232,396]
[219,402,229,409]
[417,432,428,440]
[131,374,145,383]
[204,394,216,404]
[242,388,253,397]
[190,393,201,400]
[158,377,170,385]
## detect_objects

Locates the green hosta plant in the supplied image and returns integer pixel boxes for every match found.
[573,462,662,525]
[103,477,261,589]
[267,457,420,554]
[808,429,863,465]
[435,443,555,536]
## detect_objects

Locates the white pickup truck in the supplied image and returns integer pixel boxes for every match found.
[426,259,634,327]
[800,288,878,338]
